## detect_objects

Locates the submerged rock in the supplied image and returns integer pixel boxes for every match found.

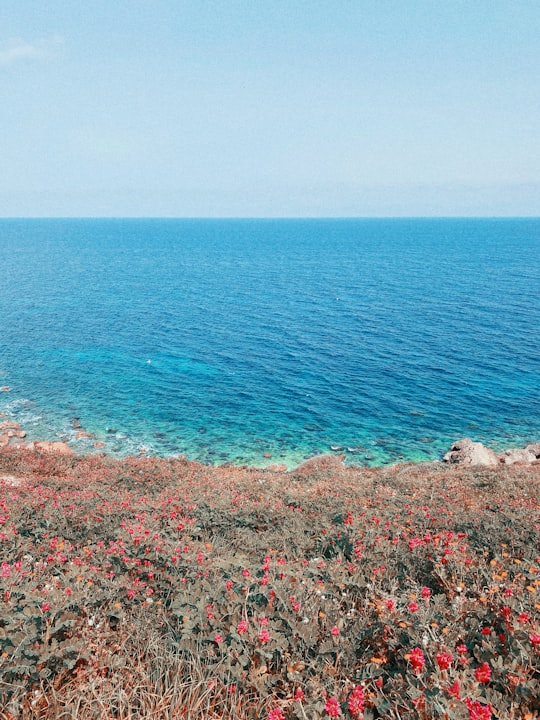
[443,438,498,466]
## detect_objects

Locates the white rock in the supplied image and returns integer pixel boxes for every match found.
[443,438,498,466]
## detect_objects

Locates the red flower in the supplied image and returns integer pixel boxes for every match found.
[446,680,461,699]
[474,662,491,684]
[347,685,365,716]
[237,619,248,634]
[408,601,419,613]
[331,626,340,637]
[465,698,492,720]
[456,643,468,654]
[517,612,530,623]
[481,626,491,635]
[421,587,431,598]
[293,687,305,701]
[259,628,270,644]
[324,697,342,717]
[409,647,425,674]
[530,633,540,646]
[436,651,453,670]
[268,709,285,720]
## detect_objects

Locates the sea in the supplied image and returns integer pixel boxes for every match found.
[0,218,538,468]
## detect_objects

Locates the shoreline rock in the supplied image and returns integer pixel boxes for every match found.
[443,438,499,466]
[443,438,540,467]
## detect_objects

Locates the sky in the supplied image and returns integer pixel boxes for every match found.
[1,1,539,217]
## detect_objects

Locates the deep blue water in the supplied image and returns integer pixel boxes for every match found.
[0,218,538,467]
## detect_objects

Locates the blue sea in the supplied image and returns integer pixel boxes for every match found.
[0,218,538,467]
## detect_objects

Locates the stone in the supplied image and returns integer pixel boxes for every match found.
[0,475,21,486]
[35,441,73,456]
[525,442,540,458]
[0,420,20,431]
[443,438,498,466]
[501,448,537,465]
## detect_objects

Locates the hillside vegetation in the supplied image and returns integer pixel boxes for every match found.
[0,448,539,719]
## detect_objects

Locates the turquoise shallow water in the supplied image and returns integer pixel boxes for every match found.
[0,218,539,467]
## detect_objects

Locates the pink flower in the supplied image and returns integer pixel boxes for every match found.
[41,602,51,613]
[214,632,223,644]
[456,643,468,654]
[530,633,540,646]
[347,685,365,716]
[324,696,342,717]
[293,687,305,701]
[237,619,248,634]
[259,628,270,644]
[408,601,419,613]
[474,662,491,684]
[436,651,453,670]
[421,587,431,598]
[242,568,251,577]
[268,709,285,720]
[331,626,340,637]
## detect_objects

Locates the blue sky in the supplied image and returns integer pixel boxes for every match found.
[1,1,539,216]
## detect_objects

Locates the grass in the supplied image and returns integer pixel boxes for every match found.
[0,447,539,719]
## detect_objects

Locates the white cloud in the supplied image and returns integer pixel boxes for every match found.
[0,36,63,67]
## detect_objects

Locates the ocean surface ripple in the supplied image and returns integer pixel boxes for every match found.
[1,218,539,467]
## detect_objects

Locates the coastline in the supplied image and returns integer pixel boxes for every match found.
[1,412,539,474]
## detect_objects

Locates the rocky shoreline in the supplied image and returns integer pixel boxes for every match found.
[443,437,540,467]
[1,413,539,470]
